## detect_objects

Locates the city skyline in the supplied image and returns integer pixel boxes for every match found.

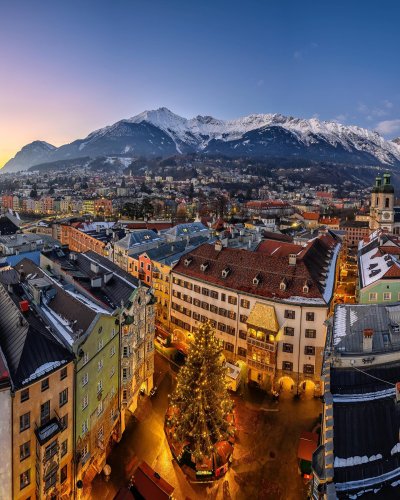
[1,0,400,167]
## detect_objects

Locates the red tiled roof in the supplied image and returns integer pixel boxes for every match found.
[302,212,320,221]
[256,240,303,257]
[319,218,340,225]
[383,264,400,278]
[261,231,293,243]
[173,236,338,301]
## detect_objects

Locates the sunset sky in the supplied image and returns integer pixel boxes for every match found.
[1,0,399,167]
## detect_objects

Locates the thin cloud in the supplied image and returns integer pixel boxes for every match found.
[375,119,400,136]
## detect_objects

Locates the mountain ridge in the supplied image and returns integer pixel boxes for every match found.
[3,108,400,173]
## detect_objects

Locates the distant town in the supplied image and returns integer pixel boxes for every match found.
[1,156,400,500]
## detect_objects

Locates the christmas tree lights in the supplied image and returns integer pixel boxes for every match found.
[166,321,234,464]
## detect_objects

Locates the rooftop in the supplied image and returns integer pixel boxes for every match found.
[332,303,400,353]
[173,233,340,304]
[0,280,73,389]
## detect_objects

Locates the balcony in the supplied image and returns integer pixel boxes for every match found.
[247,358,275,373]
[247,336,276,352]
[35,416,63,447]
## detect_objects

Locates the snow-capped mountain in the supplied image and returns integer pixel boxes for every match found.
[3,108,400,172]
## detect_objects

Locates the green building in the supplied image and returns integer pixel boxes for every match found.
[358,231,400,304]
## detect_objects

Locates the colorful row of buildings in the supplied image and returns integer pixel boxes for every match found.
[0,251,155,500]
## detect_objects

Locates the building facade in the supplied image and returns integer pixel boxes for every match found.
[170,236,340,393]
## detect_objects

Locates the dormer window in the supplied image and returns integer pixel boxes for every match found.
[184,258,192,267]
[221,267,231,278]
[280,278,287,291]
[200,262,209,272]
[253,273,261,285]
[303,283,309,293]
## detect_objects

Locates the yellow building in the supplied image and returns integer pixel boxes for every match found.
[0,283,75,500]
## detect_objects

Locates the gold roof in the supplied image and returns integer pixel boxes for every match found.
[247,302,279,332]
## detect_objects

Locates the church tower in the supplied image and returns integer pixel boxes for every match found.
[370,173,394,231]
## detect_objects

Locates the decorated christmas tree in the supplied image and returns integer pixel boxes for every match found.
[167,321,234,461]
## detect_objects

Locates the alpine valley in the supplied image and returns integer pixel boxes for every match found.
[3,107,400,173]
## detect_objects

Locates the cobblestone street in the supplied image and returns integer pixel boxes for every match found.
[91,353,321,500]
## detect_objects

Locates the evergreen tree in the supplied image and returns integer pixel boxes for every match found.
[168,322,233,459]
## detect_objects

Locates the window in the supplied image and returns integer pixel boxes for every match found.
[82,373,89,386]
[41,378,49,391]
[122,389,127,401]
[83,352,89,365]
[123,346,128,357]
[110,345,116,357]
[240,314,248,324]
[202,287,209,296]
[61,465,67,484]
[97,400,103,416]
[60,367,67,380]
[304,345,316,356]
[20,389,29,403]
[45,467,57,491]
[306,312,315,322]
[111,327,116,338]
[224,342,234,352]
[44,440,58,461]
[82,419,89,435]
[239,330,247,340]
[61,439,68,457]
[282,361,293,371]
[98,359,104,372]
[240,298,250,309]
[284,310,295,319]
[60,414,68,430]
[238,347,247,357]
[123,368,128,380]
[194,285,201,293]
[20,469,30,490]
[20,441,30,461]
[97,426,104,441]
[98,339,103,351]
[97,380,103,394]
[59,388,68,407]
[369,292,378,302]
[40,401,50,426]
[228,296,237,305]
[201,301,209,310]
[303,364,314,375]
[221,293,226,302]
[82,394,89,410]
[110,366,115,378]
[385,197,390,208]
[282,343,293,353]
[98,326,103,333]
[384,292,392,301]
[305,329,316,339]
[284,326,294,336]
[210,290,218,299]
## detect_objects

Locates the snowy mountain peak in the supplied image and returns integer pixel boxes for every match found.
[3,108,400,173]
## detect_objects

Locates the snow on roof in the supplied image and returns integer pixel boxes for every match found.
[323,242,341,303]
[22,359,66,384]
[41,305,75,346]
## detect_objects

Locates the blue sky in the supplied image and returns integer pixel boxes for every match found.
[0,0,399,165]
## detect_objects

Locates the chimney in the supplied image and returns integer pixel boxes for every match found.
[288,253,297,266]
[363,328,374,352]
[215,240,223,252]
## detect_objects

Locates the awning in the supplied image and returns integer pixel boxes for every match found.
[297,431,319,461]
[247,302,279,332]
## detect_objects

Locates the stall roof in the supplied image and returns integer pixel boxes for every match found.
[297,431,319,461]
